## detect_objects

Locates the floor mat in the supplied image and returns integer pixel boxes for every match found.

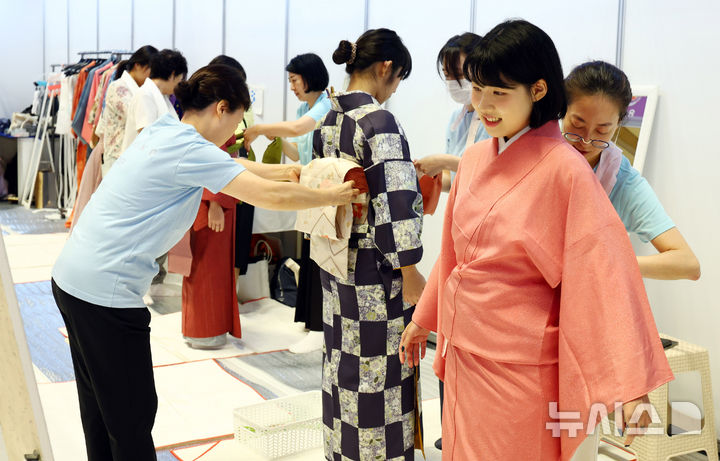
[0,205,67,234]
[4,232,67,283]
[38,359,267,461]
[15,280,74,382]
[148,298,309,367]
[216,350,323,399]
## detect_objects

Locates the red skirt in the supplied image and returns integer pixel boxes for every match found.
[182,200,241,339]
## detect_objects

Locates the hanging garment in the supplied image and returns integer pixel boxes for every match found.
[313,91,424,461]
[412,121,673,460]
[70,141,104,234]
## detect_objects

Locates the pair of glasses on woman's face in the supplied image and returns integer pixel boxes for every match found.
[562,132,610,150]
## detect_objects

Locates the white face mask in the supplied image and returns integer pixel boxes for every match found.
[446,79,472,105]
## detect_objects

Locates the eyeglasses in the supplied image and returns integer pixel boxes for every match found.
[562,132,610,150]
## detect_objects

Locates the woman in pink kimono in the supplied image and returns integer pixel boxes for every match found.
[399,20,673,460]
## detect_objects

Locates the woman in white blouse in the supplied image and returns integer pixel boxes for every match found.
[96,45,157,177]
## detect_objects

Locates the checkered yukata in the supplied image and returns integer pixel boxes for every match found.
[312,91,424,460]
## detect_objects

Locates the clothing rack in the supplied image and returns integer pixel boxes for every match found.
[77,50,133,58]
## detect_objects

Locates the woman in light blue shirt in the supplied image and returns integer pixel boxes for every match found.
[242,53,333,353]
[243,53,331,165]
[562,61,700,280]
[50,64,357,461]
[415,33,490,191]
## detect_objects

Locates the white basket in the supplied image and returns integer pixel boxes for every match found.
[233,391,323,459]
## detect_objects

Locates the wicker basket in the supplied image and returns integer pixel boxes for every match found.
[233,391,323,459]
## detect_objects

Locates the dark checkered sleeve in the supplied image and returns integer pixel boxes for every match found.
[359,110,423,269]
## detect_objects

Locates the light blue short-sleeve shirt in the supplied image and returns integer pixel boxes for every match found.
[289,91,331,165]
[607,154,675,242]
[445,107,490,182]
[52,114,246,307]
[445,107,490,157]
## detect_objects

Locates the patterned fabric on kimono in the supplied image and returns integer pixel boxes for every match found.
[295,157,369,279]
[312,91,423,461]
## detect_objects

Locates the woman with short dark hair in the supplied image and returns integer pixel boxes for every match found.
[51,64,357,461]
[242,52,333,354]
[401,20,673,460]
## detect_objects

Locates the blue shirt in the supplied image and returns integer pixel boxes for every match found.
[607,155,674,242]
[289,91,331,165]
[445,107,490,156]
[446,107,490,182]
[52,114,246,307]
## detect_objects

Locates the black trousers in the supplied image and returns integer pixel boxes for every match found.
[294,237,323,332]
[51,279,158,461]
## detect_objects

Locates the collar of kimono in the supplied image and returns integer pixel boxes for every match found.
[593,141,623,195]
[497,125,531,155]
[120,70,140,94]
[466,121,565,197]
[328,90,379,113]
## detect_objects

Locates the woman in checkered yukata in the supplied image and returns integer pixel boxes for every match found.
[312,28,426,460]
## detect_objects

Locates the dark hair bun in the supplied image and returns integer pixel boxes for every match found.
[174,65,250,113]
[173,79,196,105]
[332,40,354,65]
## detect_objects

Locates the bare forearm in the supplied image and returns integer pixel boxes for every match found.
[282,139,300,162]
[221,171,338,211]
[235,158,288,181]
[637,250,701,280]
[253,119,309,139]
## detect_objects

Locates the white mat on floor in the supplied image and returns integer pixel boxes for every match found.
[170,396,443,461]
[38,359,266,461]
[148,298,309,366]
[58,298,309,367]
[3,233,67,283]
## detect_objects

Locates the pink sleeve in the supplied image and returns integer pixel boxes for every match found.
[412,161,462,332]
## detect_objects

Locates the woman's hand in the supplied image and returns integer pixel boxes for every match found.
[243,125,263,148]
[400,265,426,306]
[322,181,359,206]
[622,394,653,446]
[399,321,430,367]
[414,155,447,178]
[208,201,224,232]
[286,164,302,183]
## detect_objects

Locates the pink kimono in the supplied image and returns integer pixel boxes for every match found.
[412,121,673,460]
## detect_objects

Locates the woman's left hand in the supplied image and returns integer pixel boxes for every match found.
[243,125,262,148]
[286,164,302,182]
[622,394,653,446]
[399,321,430,367]
[208,201,225,232]
[401,265,426,306]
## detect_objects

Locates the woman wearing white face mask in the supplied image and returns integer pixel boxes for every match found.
[414,33,490,191]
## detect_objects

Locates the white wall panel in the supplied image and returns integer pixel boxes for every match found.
[474,0,618,75]
[368,0,472,278]
[175,0,223,73]
[45,0,69,69]
[285,0,366,120]
[0,1,44,118]
[133,0,174,51]
[225,0,287,127]
[98,0,132,51]
[623,0,720,430]
[68,0,98,58]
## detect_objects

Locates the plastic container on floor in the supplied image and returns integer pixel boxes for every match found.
[233,390,323,459]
